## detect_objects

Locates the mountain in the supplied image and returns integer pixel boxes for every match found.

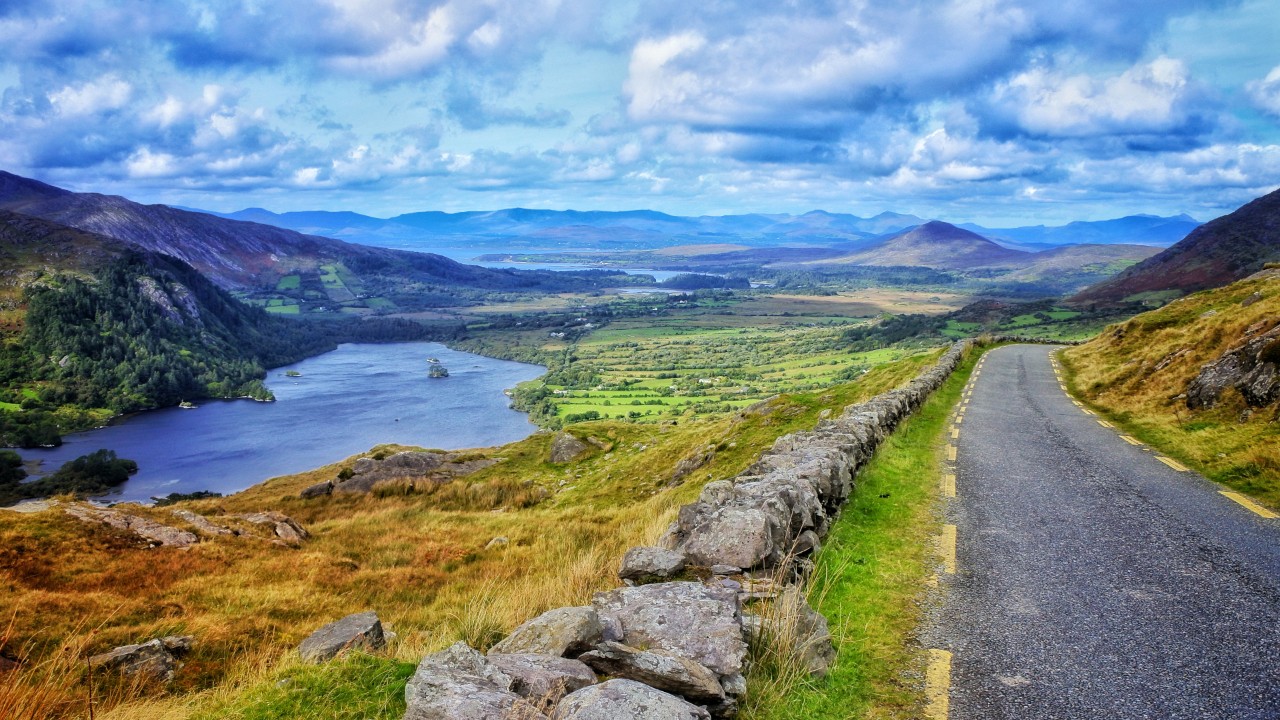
[0,171,640,310]
[970,214,1201,250]
[821,221,1031,269]
[1071,188,1280,307]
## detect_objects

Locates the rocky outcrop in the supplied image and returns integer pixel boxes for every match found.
[618,547,687,584]
[324,451,498,495]
[1187,321,1280,409]
[550,433,593,463]
[553,679,711,720]
[89,635,193,683]
[489,606,603,658]
[298,611,386,662]
[487,653,597,697]
[65,504,198,548]
[171,509,235,537]
[404,642,522,720]
[238,511,309,545]
[742,588,837,677]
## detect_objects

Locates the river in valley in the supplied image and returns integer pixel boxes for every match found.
[18,343,544,504]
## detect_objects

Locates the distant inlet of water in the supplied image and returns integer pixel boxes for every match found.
[17,343,544,504]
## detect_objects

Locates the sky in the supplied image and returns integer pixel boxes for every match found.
[1,0,1279,226]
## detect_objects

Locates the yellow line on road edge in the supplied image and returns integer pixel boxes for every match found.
[1221,491,1280,519]
[1097,419,1114,428]
[947,444,957,461]
[942,472,956,498]
[1119,435,1142,446]
[925,649,953,720]
[940,524,957,574]
[1157,456,1189,472]
[951,427,960,439]
[955,414,963,424]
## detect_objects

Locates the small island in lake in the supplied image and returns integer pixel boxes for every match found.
[428,364,449,378]
[178,401,197,409]
[285,370,302,377]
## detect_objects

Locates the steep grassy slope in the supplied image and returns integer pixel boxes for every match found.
[0,350,941,720]
[1072,187,1280,307]
[1062,271,1280,507]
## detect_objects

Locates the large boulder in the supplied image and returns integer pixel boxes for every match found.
[170,509,235,536]
[618,546,687,584]
[1187,322,1280,410]
[298,611,386,662]
[403,642,520,720]
[550,433,593,463]
[489,606,603,658]
[591,582,747,678]
[238,511,309,545]
[487,653,597,697]
[742,589,837,678]
[89,635,193,683]
[553,679,711,720]
[579,641,724,704]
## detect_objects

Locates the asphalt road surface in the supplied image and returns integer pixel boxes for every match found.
[924,344,1280,720]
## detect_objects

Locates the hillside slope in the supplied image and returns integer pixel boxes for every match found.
[1071,188,1280,306]
[824,221,1029,269]
[1062,271,1280,507]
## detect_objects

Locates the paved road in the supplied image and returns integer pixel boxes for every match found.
[925,344,1280,720]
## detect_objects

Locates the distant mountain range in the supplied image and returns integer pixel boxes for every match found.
[199,204,1200,256]
[1072,187,1280,307]
[0,171,644,311]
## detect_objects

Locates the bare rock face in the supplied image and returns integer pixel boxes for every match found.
[489,606,603,658]
[170,509,235,536]
[550,433,592,463]
[1187,322,1280,410]
[591,582,747,678]
[486,653,597,697]
[300,480,334,498]
[403,642,521,720]
[579,641,724,704]
[89,635,194,683]
[618,546,687,584]
[239,511,309,545]
[553,679,711,720]
[64,504,198,548]
[334,451,497,494]
[298,611,386,662]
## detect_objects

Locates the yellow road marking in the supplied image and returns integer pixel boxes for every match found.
[940,524,957,574]
[1157,456,1189,472]
[955,414,963,424]
[1120,435,1142,446]
[925,649,953,720]
[942,472,956,498]
[1220,491,1279,519]
[947,444,957,461]
[1081,408,1095,416]
[951,427,960,439]
[1071,400,1083,407]
[1097,420,1114,428]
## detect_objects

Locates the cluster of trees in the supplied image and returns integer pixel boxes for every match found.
[0,448,137,506]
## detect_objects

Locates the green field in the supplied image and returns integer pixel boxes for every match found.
[275,274,301,291]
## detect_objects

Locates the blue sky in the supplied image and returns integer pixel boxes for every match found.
[1,0,1278,225]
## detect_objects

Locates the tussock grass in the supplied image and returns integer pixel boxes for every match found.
[742,347,976,719]
[1062,273,1280,509]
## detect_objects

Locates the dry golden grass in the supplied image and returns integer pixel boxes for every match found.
[1063,272,1280,508]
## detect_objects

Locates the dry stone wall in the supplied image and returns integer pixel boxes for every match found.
[398,339,976,719]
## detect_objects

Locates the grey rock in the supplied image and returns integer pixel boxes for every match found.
[579,641,724,704]
[403,641,520,720]
[1242,291,1263,307]
[553,679,712,720]
[490,606,603,658]
[89,635,192,683]
[746,588,837,678]
[619,546,687,584]
[65,504,198,548]
[592,582,747,677]
[486,536,510,549]
[298,611,386,662]
[550,432,593,463]
[709,565,741,576]
[300,480,334,498]
[239,511,309,545]
[170,509,235,536]
[1187,322,1280,409]
[487,653,597,697]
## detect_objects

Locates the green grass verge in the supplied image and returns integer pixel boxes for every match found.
[191,654,416,720]
[745,347,977,719]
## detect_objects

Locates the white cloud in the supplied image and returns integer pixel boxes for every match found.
[1246,65,1280,117]
[48,76,132,116]
[125,148,177,178]
[990,57,1199,137]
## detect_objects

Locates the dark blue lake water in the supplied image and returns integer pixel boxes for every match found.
[19,343,544,504]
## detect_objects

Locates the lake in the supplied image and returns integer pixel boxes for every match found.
[18,343,544,504]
